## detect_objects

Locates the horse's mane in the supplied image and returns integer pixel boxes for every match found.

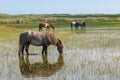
[44,32,58,45]
[58,39,65,48]
[44,32,64,47]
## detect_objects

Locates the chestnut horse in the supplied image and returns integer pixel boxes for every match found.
[18,30,64,55]
[39,22,55,31]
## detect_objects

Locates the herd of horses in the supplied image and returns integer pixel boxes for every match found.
[38,21,86,31]
[18,21,86,56]
[18,21,86,77]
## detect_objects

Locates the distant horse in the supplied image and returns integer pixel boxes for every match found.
[39,22,55,31]
[71,21,86,30]
[18,30,64,55]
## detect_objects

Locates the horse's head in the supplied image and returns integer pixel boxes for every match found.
[49,23,55,31]
[51,26,55,31]
[56,39,64,54]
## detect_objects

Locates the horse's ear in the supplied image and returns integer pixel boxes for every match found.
[56,39,61,46]
[58,39,62,43]
[58,38,65,48]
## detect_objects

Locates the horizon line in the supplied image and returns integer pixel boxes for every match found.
[0,13,120,15]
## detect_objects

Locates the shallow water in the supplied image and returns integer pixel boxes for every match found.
[0,29,120,80]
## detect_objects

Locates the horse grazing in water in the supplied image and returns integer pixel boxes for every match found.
[71,21,86,30]
[18,30,64,55]
[39,22,55,31]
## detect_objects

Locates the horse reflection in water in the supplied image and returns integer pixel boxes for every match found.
[18,54,64,77]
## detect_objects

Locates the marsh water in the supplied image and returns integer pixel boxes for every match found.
[0,29,120,80]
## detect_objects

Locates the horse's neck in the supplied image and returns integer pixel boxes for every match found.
[50,35,58,45]
[50,24,55,30]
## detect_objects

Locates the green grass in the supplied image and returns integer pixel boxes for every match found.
[6,23,38,29]
[87,21,120,28]
[0,23,120,80]
[0,26,20,40]
[4,20,120,30]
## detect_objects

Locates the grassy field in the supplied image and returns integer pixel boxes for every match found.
[0,22,120,80]
[0,13,120,80]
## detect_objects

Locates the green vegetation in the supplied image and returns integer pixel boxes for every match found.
[0,13,120,80]
[0,13,120,29]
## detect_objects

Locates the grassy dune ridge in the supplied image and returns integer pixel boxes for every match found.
[0,13,120,29]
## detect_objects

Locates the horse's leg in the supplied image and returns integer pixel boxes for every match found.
[39,25,40,31]
[25,44,29,55]
[39,26,42,31]
[18,43,23,55]
[75,25,78,30]
[53,28,54,31]
[44,46,48,55]
[84,25,86,30]
[46,27,49,31]
[80,26,82,30]
[83,26,86,32]
[42,46,47,55]
[71,23,73,30]
[41,27,42,31]
[40,27,42,31]
[22,45,25,55]
[39,24,42,31]
[46,28,47,31]
[48,28,50,31]
[81,26,85,30]
[42,46,45,55]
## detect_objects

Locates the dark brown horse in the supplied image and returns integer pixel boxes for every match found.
[39,22,55,31]
[18,30,64,55]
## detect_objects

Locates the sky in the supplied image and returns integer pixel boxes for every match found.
[0,0,120,14]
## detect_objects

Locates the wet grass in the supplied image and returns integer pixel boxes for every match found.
[0,26,120,80]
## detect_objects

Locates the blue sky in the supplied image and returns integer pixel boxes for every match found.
[0,0,120,14]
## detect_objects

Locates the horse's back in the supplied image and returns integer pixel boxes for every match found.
[20,30,58,46]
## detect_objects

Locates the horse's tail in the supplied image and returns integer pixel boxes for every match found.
[18,33,23,55]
